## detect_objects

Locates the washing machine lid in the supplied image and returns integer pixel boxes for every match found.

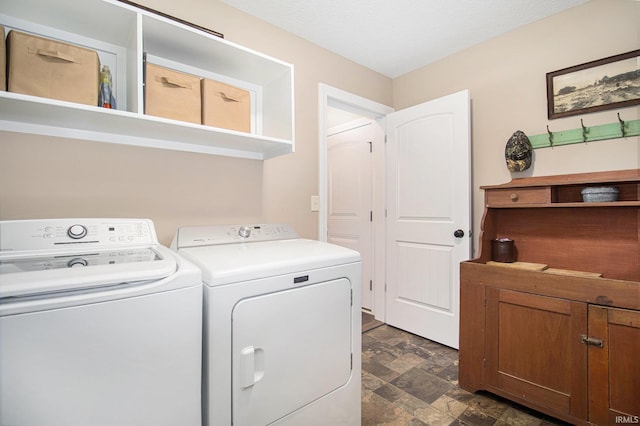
[0,246,177,298]
[177,238,360,287]
[0,219,177,298]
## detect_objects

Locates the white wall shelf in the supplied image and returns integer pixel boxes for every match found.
[0,0,294,160]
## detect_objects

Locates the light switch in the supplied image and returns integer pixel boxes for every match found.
[310,195,319,212]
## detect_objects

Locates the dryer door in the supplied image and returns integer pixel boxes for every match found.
[232,278,352,426]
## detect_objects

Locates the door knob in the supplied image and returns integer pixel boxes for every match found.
[454,229,465,238]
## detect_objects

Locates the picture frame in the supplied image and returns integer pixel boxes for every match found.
[546,49,640,119]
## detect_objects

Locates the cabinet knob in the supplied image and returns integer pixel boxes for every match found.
[510,193,519,202]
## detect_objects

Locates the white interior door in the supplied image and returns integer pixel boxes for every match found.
[327,120,376,310]
[385,90,471,349]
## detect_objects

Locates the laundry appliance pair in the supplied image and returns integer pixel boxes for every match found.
[1,219,361,426]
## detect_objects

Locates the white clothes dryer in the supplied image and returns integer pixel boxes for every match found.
[0,218,202,426]
[172,224,362,426]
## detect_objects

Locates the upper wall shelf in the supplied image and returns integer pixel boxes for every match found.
[0,0,295,160]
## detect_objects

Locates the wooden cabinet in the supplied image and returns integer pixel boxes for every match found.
[460,169,640,426]
[0,0,294,160]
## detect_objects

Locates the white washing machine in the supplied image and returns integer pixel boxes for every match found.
[172,224,362,426]
[0,218,203,426]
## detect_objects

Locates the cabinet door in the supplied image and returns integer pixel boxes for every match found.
[588,306,640,425]
[486,288,588,421]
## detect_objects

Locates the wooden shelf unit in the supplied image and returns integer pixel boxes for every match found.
[460,169,640,426]
[0,0,294,160]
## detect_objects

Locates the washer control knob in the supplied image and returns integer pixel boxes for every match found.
[67,257,88,267]
[238,225,252,238]
[68,224,88,239]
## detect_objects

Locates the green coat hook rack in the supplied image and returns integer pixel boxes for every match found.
[529,113,640,149]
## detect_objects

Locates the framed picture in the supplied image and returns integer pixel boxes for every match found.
[546,49,640,119]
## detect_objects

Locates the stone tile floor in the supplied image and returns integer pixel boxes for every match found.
[361,315,571,425]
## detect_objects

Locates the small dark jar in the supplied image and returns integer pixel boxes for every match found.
[492,238,516,263]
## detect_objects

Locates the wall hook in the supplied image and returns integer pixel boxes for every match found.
[528,118,640,149]
[618,113,626,137]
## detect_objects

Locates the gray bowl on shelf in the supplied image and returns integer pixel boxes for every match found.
[581,186,619,202]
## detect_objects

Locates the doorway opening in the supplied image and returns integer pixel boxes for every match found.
[318,84,393,318]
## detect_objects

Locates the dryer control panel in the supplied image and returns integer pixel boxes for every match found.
[0,218,158,253]
[172,224,300,249]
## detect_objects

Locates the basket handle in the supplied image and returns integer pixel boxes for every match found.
[158,76,192,89]
[35,49,76,63]
[219,91,240,102]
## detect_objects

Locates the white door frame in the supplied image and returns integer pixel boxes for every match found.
[318,83,393,319]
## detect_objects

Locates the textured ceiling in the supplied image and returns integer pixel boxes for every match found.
[221,0,589,78]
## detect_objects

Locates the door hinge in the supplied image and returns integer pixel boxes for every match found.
[483,358,487,368]
[369,280,373,291]
[367,141,373,153]
[384,135,387,143]
[370,211,373,222]
[350,353,353,370]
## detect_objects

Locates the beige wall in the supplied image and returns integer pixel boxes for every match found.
[393,0,640,256]
[0,0,392,244]
[1,0,638,248]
